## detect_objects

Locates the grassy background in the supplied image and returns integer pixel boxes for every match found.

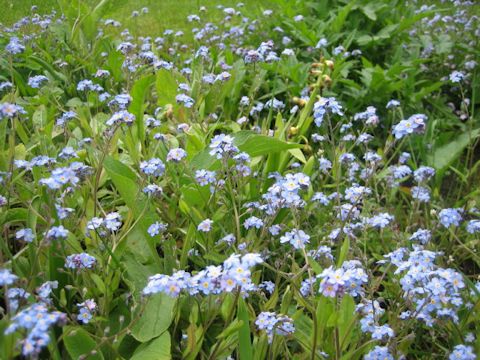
[0,0,274,33]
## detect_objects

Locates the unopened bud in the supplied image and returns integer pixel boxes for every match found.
[322,74,332,85]
[292,97,307,107]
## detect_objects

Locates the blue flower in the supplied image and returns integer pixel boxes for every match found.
[386,99,400,109]
[6,37,25,54]
[209,134,239,159]
[46,226,69,240]
[364,346,394,360]
[198,219,213,232]
[439,208,463,228]
[167,148,187,162]
[56,111,76,126]
[411,186,431,202]
[367,213,394,229]
[0,268,18,286]
[77,79,103,92]
[195,169,216,186]
[5,303,66,357]
[65,253,96,270]
[313,97,343,126]
[449,345,476,360]
[467,220,480,234]
[148,222,167,237]
[255,312,295,343]
[0,81,13,91]
[449,71,465,83]
[319,157,332,173]
[140,158,165,177]
[15,228,35,243]
[106,110,135,126]
[392,114,427,139]
[175,94,195,108]
[413,166,435,182]
[28,75,49,88]
[104,212,122,232]
[0,102,26,120]
[410,229,431,244]
[77,299,97,324]
[244,216,264,230]
[280,229,310,249]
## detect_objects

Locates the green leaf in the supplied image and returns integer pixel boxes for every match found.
[103,156,138,203]
[131,294,176,343]
[288,148,306,163]
[337,237,350,267]
[63,326,104,360]
[359,4,377,21]
[234,131,302,157]
[103,156,161,264]
[338,295,357,350]
[331,1,356,33]
[428,129,480,173]
[129,75,155,144]
[29,55,68,82]
[237,297,253,360]
[190,131,301,169]
[131,332,171,360]
[156,68,178,106]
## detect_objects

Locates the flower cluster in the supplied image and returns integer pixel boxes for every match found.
[357,300,394,340]
[77,299,97,324]
[0,102,26,119]
[140,158,165,177]
[209,134,239,159]
[313,97,344,126]
[143,253,263,297]
[384,246,465,326]
[65,253,97,270]
[86,212,123,234]
[105,110,134,127]
[39,162,92,190]
[317,261,368,298]
[255,312,295,343]
[279,229,310,250]
[392,114,427,139]
[5,303,66,357]
[260,173,310,215]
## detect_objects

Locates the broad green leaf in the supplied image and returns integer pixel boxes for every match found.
[63,326,104,360]
[190,131,301,169]
[103,156,161,264]
[234,131,302,157]
[288,148,306,163]
[338,295,357,350]
[156,68,178,106]
[292,311,313,353]
[359,4,378,21]
[131,332,171,360]
[131,294,176,343]
[103,156,139,209]
[237,297,253,360]
[29,55,68,82]
[337,237,350,267]
[129,75,155,144]
[428,129,480,173]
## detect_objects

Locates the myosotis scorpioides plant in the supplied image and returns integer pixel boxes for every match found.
[0,1,480,359]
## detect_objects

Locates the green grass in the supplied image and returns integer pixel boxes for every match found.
[0,0,274,34]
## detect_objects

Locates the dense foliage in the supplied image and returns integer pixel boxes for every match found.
[0,0,479,359]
